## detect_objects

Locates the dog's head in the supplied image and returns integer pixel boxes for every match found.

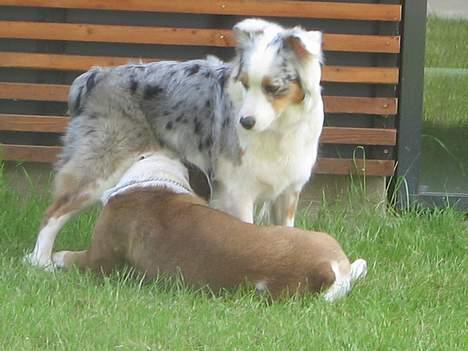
[231,19,322,132]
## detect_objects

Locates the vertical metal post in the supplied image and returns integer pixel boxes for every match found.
[395,0,427,208]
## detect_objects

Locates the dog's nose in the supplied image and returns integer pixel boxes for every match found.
[240,116,256,130]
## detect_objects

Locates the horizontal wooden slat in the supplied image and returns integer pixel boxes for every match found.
[321,127,396,146]
[0,82,69,102]
[0,21,401,53]
[0,114,68,133]
[0,52,140,71]
[0,52,400,84]
[0,82,398,116]
[0,114,396,146]
[0,21,233,47]
[0,0,402,22]
[0,144,395,176]
[323,34,399,54]
[324,96,397,115]
[0,144,61,163]
[324,65,399,84]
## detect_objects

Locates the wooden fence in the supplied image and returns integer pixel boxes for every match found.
[0,0,402,176]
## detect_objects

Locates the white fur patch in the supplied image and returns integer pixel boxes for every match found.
[350,259,368,282]
[323,261,351,303]
[255,280,268,293]
[24,215,71,270]
[323,259,368,303]
[52,250,69,268]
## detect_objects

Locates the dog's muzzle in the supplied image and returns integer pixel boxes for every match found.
[240,116,256,130]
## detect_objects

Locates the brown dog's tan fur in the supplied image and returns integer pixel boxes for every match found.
[55,188,356,299]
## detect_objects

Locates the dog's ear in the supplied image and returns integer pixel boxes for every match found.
[283,28,323,63]
[233,18,281,46]
[283,28,323,110]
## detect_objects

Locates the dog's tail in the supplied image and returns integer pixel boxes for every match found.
[323,258,367,302]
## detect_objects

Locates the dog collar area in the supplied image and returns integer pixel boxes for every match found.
[101,178,193,205]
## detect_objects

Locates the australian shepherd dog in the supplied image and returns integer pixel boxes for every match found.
[25,19,324,268]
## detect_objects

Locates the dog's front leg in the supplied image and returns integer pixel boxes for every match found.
[211,188,254,223]
[53,248,120,274]
[52,250,88,269]
[235,197,255,224]
[223,196,254,223]
[272,188,301,227]
[54,219,124,273]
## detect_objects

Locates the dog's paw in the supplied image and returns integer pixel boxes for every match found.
[23,252,56,271]
[52,251,69,269]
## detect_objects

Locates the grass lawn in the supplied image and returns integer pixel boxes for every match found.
[1,173,467,350]
[425,17,468,69]
[424,16,468,127]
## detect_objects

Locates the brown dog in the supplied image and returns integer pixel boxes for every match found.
[52,151,367,301]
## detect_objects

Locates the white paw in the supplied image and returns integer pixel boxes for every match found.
[23,251,56,271]
[52,251,69,269]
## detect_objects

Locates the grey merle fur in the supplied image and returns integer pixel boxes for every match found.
[61,58,240,177]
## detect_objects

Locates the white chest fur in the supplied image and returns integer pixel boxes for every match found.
[217,105,323,201]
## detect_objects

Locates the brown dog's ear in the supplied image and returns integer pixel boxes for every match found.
[233,18,282,47]
[186,163,211,201]
[283,28,323,62]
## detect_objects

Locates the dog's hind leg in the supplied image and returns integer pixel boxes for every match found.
[24,181,101,269]
[323,259,367,302]
[350,259,367,282]
[25,161,101,269]
[271,188,301,227]
[26,137,144,269]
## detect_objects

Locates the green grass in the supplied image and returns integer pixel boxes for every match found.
[424,74,468,127]
[425,17,468,69]
[1,172,466,350]
[424,17,468,127]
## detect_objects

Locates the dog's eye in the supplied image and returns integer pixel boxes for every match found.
[138,155,146,160]
[263,84,284,96]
